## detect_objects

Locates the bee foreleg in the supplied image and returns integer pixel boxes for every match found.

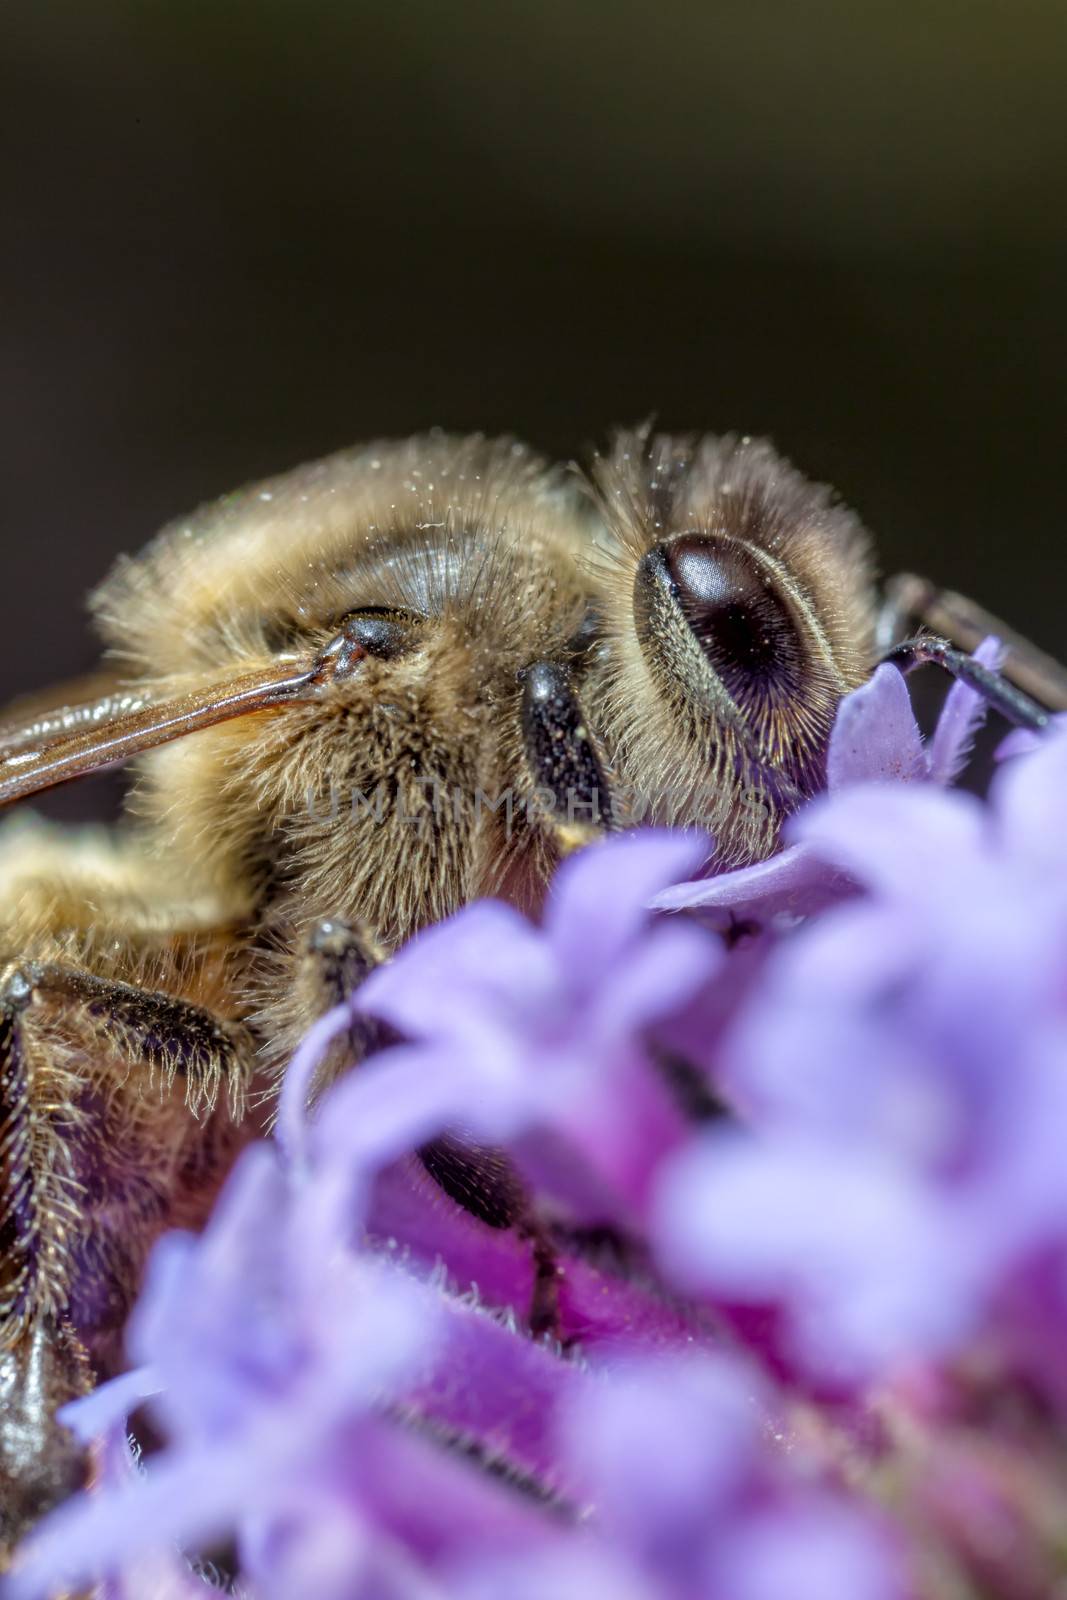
[304,918,396,1071]
[883,635,1049,731]
[520,659,616,852]
[292,919,398,1101]
[878,571,1067,713]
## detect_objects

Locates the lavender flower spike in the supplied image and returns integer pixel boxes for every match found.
[654,722,1067,1393]
[12,698,1067,1600]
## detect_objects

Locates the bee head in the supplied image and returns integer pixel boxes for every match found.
[590,430,877,864]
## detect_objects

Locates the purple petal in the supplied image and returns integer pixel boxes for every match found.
[544,830,710,986]
[587,919,721,1042]
[402,1291,589,1494]
[561,1352,765,1538]
[277,1000,356,1164]
[513,1054,688,1224]
[715,909,925,1134]
[651,842,854,920]
[996,712,1067,760]
[8,1443,255,1599]
[358,902,554,1040]
[826,665,925,788]
[926,636,1003,786]
[790,783,988,903]
[59,1366,163,1445]
[450,1545,655,1600]
[991,718,1067,871]
[334,1414,569,1564]
[309,1043,490,1171]
[655,1133,977,1381]
[718,1502,905,1600]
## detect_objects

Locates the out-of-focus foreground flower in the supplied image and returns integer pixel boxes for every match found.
[8,648,1067,1600]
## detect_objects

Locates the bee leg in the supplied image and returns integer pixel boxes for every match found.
[651,1046,734,1124]
[307,917,382,1004]
[304,921,564,1340]
[0,961,255,1558]
[884,634,1049,731]
[291,918,401,1101]
[0,981,94,1566]
[878,571,1067,713]
[416,1133,562,1339]
[520,659,616,851]
[305,918,397,1066]
[2,961,256,1113]
[0,1320,93,1568]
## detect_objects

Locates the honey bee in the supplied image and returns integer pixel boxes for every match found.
[0,428,1061,1560]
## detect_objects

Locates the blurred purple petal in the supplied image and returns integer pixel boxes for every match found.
[718,1503,904,1600]
[650,842,854,919]
[544,830,709,985]
[792,782,988,902]
[996,710,1067,760]
[926,636,1003,785]
[9,1444,252,1599]
[451,1545,657,1600]
[277,1000,356,1163]
[990,717,1067,870]
[359,901,555,1042]
[655,1134,978,1382]
[826,665,925,788]
[562,1353,764,1541]
[59,1366,162,1445]
[560,1351,902,1599]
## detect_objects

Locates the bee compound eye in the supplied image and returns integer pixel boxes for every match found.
[661,535,801,688]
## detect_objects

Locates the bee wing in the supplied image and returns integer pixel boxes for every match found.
[0,657,321,807]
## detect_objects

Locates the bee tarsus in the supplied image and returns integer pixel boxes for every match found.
[884,634,1050,730]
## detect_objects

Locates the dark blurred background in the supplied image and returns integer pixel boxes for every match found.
[4,1,1066,730]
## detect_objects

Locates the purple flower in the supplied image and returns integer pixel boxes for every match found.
[654,723,1067,1389]
[454,1352,903,1600]
[556,1352,902,1600]
[346,829,720,1224]
[10,1129,590,1597]
[9,1143,441,1596]
[7,824,907,1600]
[9,1006,900,1600]
[9,654,1066,1600]
[652,640,1003,920]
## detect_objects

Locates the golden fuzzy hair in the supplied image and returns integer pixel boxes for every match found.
[94,434,599,1064]
[586,429,876,864]
[0,427,882,1550]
